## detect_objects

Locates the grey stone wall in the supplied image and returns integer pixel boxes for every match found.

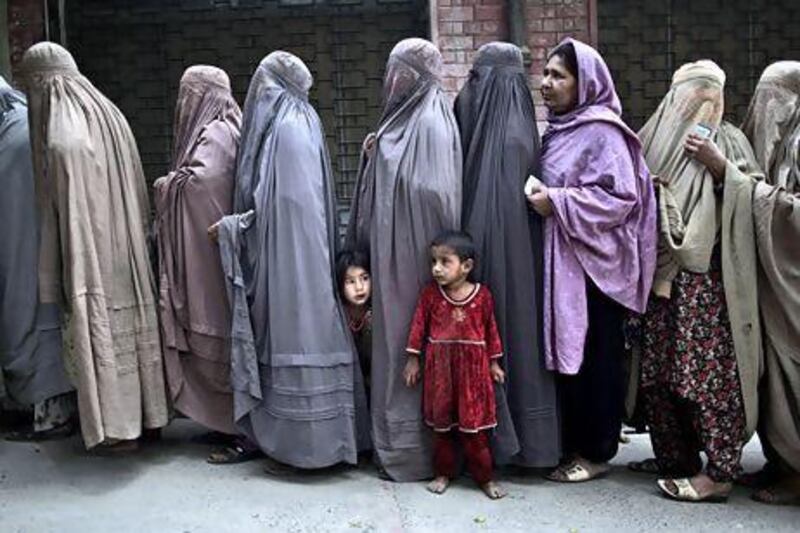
[66,0,428,205]
[598,0,800,130]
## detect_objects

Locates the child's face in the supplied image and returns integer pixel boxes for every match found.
[430,245,473,287]
[342,266,371,307]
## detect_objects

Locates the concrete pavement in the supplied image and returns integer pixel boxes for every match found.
[0,420,797,532]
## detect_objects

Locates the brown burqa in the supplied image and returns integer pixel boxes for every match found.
[743,61,800,474]
[21,42,168,448]
[155,66,241,434]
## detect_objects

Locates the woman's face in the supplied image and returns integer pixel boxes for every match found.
[541,55,578,115]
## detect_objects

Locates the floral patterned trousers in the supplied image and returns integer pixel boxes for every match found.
[640,253,745,482]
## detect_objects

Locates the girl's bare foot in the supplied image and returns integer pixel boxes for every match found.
[752,478,800,506]
[426,476,450,494]
[481,480,507,500]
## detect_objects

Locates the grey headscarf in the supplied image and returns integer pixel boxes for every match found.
[454,42,559,467]
[346,38,462,481]
[0,75,72,406]
[218,51,369,468]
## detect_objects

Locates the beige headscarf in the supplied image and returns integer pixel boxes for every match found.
[639,60,726,297]
[744,61,800,472]
[21,42,168,448]
[637,60,763,435]
[743,61,800,191]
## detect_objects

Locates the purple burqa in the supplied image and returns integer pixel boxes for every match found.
[154,66,242,434]
[541,39,657,375]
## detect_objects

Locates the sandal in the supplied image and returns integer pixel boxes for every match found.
[657,477,729,503]
[547,461,610,483]
[207,444,261,464]
[628,458,661,475]
[93,439,140,455]
[5,421,77,442]
[262,457,298,477]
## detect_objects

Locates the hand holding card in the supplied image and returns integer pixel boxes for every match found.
[524,175,544,196]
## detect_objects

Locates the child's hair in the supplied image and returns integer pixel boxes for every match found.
[335,248,371,290]
[430,230,478,263]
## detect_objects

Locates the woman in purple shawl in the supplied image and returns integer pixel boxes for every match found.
[527,39,656,482]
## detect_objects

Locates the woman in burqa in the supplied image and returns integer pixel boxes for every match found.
[636,60,762,502]
[154,66,241,439]
[528,38,657,483]
[20,42,168,451]
[742,61,800,506]
[346,38,461,481]
[1,75,74,440]
[214,51,369,470]
[454,42,559,468]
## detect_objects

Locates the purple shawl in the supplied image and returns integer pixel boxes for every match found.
[541,38,656,375]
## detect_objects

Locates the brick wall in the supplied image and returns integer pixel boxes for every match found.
[598,0,800,130]
[65,0,428,205]
[524,0,593,121]
[435,0,508,93]
[432,0,594,121]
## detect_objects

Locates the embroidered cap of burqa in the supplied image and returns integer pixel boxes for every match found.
[346,38,462,481]
[0,76,72,406]
[454,42,559,467]
[20,43,168,448]
[217,51,367,468]
[155,66,241,434]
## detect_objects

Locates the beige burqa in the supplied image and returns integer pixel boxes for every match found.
[743,61,800,473]
[21,42,168,448]
[155,66,241,434]
[634,60,763,436]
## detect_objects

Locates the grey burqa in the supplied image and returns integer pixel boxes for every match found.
[346,38,462,481]
[217,51,369,468]
[0,76,72,406]
[454,43,560,467]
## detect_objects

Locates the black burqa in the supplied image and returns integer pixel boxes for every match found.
[346,38,462,481]
[454,42,560,467]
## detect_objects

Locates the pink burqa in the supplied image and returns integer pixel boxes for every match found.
[154,66,242,433]
[541,39,657,375]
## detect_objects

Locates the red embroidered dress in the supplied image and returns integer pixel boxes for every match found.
[406,283,503,433]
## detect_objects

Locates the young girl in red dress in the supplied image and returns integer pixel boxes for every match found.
[403,231,507,499]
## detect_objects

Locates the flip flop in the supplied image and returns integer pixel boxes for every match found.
[657,478,729,503]
[207,444,261,465]
[547,461,610,483]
